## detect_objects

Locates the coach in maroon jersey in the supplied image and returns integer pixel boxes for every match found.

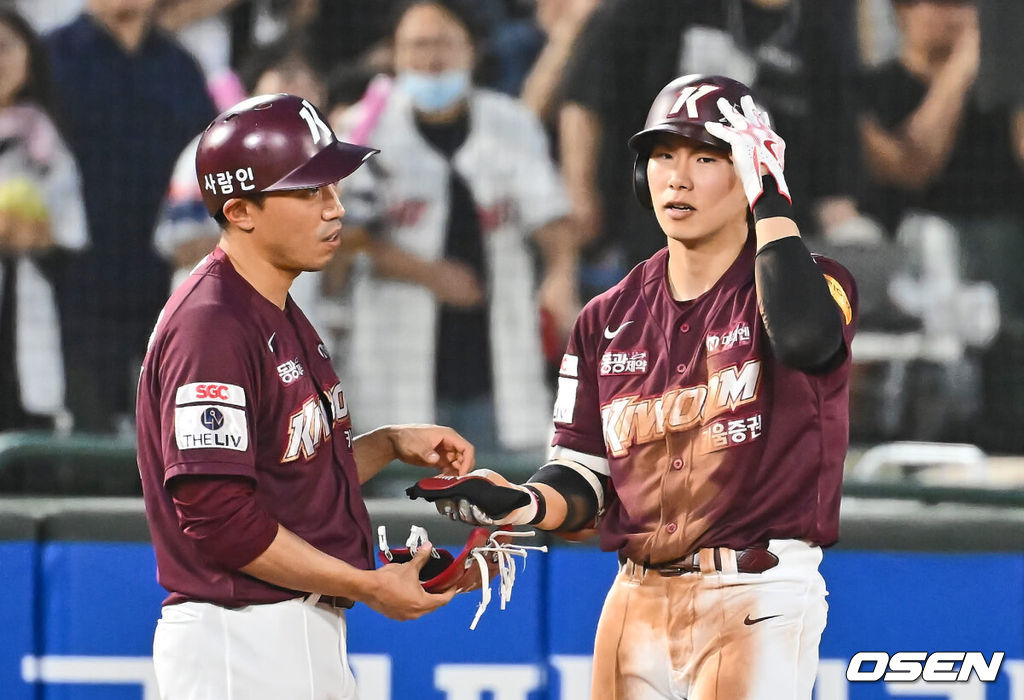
[410,74,858,699]
[137,93,474,700]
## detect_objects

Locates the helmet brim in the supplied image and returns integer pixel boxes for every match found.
[267,140,379,192]
[628,123,729,155]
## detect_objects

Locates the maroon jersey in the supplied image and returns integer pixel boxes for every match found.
[551,236,858,564]
[137,247,374,606]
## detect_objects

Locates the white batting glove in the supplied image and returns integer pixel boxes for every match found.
[704,95,791,209]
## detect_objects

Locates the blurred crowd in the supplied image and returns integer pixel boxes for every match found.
[0,0,1022,473]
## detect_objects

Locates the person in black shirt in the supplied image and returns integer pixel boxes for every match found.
[857,0,1024,450]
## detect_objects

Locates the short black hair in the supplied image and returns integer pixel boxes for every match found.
[390,0,488,47]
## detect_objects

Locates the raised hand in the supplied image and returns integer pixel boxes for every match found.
[704,95,791,209]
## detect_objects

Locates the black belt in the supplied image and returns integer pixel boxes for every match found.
[619,545,779,576]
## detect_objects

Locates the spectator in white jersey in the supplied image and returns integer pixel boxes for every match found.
[338,0,577,452]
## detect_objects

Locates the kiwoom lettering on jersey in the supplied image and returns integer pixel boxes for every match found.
[705,322,752,355]
[601,360,761,457]
[846,651,1005,683]
[282,382,350,461]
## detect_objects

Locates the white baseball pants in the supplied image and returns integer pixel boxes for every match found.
[153,596,359,700]
[592,539,828,700]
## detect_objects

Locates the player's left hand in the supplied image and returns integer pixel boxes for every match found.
[387,424,475,476]
[407,469,539,526]
[704,95,791,209]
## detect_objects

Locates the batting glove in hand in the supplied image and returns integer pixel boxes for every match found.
[378,525,547,630]
[406,469,540,526]
[704,95,791,210]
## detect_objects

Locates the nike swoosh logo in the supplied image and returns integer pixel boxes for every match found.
[267,332,276,353]
[604,320,633,339]
[743,614,782,626]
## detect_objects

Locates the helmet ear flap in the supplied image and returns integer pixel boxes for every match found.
[633,154,653,209]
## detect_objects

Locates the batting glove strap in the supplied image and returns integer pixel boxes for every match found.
[523,485,547,525]
[752,175,794,222]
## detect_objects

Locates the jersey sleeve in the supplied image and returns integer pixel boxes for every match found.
[509,106,571,233]
[813,255,859,349]
[550,304,609,474]
[156,303,261,484]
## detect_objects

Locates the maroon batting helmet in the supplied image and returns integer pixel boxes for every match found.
[628,74,764,209]
[196,93,379,217]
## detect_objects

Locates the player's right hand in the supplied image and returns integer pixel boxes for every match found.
[406,469,539,526]
[361,542,456,621]
[704,95,790,209]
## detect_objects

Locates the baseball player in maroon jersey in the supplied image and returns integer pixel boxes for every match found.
[409,74,858,699]
[136,93,475,700]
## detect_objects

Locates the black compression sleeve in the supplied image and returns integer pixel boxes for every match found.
[526,464,607,532]
[755,236,845,372]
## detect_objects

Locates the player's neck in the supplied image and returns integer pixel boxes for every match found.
[218,239,296,310]
[664,227,747,302]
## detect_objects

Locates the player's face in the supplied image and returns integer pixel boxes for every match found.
[646,135,748,245]
[248,184,346,274]
[0,20,29,108]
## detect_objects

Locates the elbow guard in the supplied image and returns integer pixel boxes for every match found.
[526,460,607,532]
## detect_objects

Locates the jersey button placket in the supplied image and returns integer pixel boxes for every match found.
[665,522,678,534]
[671,457,684,470]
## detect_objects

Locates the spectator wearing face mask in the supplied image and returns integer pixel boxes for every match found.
[336,0,577,453]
